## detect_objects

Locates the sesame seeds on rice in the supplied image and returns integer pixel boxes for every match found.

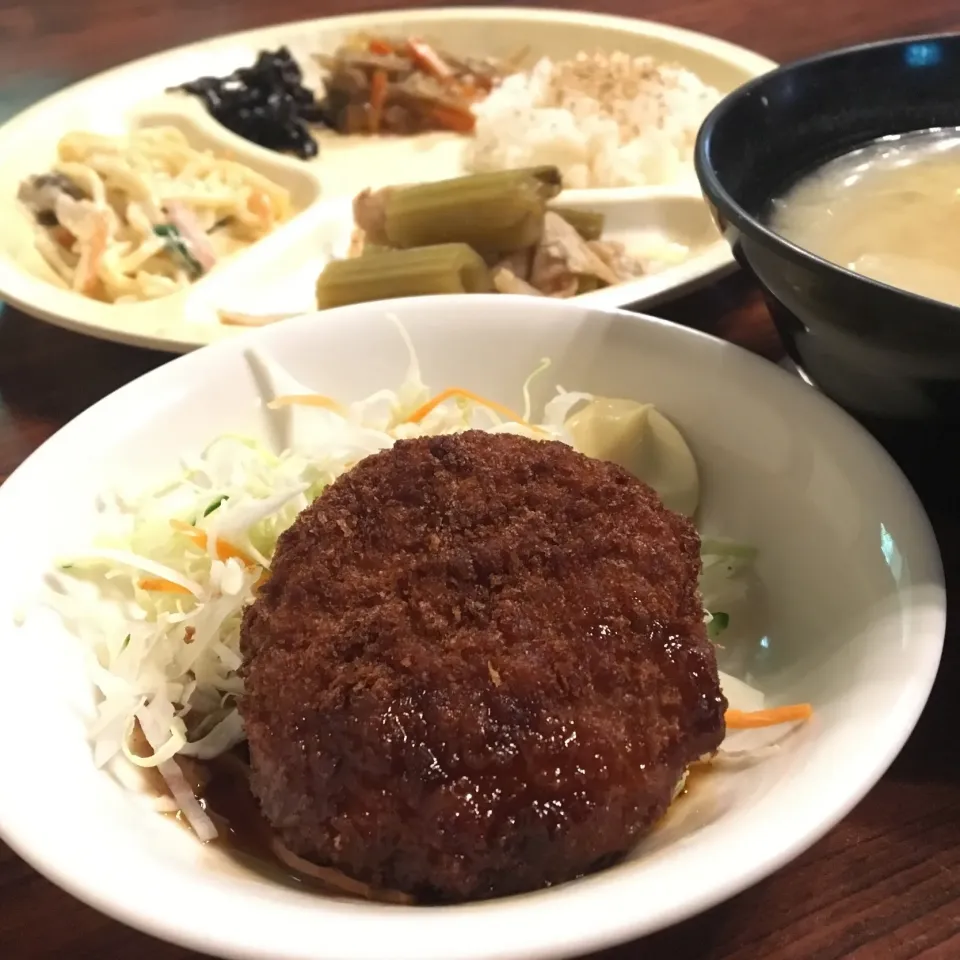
[466,51,721,189]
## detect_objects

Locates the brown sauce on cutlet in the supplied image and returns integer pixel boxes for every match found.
[373,625,717,846]
[162,752,414,903]
[200,756,283,872]
[157,747,709,903]
[152,433,724,901]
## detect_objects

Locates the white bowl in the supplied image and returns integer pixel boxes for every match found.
[0,296,944,960]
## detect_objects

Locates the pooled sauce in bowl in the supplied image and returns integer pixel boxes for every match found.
[767,127,960,306]
[162,748,710,905]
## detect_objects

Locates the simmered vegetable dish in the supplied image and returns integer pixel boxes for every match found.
[316,166,646,308]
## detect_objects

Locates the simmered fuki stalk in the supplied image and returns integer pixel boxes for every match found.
[376,167,563,252]
[314,166,637,308]
[316,243,492,308]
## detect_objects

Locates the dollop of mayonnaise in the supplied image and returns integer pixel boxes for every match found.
[566,398,700,517]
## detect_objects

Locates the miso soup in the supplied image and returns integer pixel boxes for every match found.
[768,127,960,307]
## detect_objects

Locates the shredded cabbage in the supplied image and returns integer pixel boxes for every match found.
[40,316,758,840]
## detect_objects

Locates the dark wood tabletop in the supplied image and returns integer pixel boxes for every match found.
[2,1,960,958]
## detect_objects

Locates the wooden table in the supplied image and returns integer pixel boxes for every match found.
[2,1,959,958]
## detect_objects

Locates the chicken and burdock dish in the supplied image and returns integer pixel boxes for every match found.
[239,430,727,901]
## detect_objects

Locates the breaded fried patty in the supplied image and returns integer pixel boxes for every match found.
[239,430,726,901]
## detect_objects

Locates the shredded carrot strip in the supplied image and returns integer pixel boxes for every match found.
[274,387,542,430]
[170,520,256,568]
[138,577,192,595]
[425,101,476,133]
[76,214,108,297]
[404,387,531,427]
[368,38,394,55]
[267,394,344,413]
[369,69,388,133]
[725,704,813,729]
[407,38,453,79]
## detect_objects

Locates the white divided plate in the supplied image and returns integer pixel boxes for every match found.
[0,8,776,352]
[0,296,944,960]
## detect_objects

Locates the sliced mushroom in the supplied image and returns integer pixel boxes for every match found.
[18,173,85,226]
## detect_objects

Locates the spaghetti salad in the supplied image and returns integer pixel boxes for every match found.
[18,126,292,303]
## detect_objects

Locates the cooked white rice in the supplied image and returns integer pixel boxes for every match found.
[465,52,721,189]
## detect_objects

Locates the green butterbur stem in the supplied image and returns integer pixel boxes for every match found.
[382,167,562,253]
[316,243,493,308]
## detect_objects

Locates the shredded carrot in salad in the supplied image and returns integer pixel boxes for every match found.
[139,571,269,596]
[138,577,192,595]
[170,520,257,568]
[404,387,534,428]
[269,386,542,433]
[136,523,263,595]
[725,704,813,729]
